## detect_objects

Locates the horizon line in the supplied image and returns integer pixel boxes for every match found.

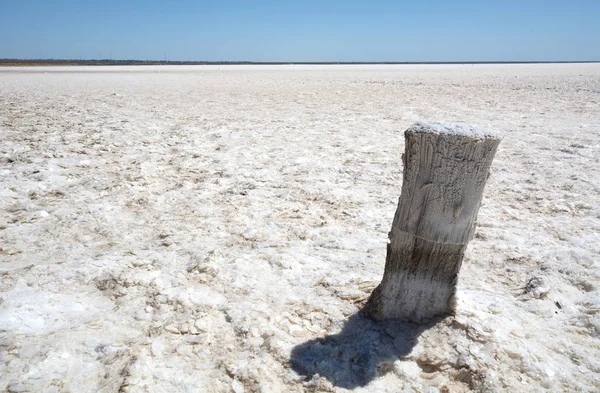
[1,58,599,66]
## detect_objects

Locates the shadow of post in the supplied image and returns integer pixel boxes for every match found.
[290,310,443,389]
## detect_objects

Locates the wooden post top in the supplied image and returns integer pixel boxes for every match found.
[406,121,502,141]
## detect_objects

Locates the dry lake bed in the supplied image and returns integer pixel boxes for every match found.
[1,64,599,392]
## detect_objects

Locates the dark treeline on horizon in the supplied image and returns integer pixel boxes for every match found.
[0,59,598,66]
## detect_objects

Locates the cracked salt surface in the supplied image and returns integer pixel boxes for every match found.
[1,64,599,392]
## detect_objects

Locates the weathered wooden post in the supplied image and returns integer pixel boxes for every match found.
[364,122,501,322]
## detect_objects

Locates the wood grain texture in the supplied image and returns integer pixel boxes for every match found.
[365,122,500,322]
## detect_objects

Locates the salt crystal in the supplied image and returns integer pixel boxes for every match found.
[487,303,502,314]
[232,379,245,393]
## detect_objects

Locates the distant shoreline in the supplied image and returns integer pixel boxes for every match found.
[1,59,599,67]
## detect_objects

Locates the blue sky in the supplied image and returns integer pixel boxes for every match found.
[1,0,598,61]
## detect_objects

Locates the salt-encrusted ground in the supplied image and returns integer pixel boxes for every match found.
[0,64,598,393]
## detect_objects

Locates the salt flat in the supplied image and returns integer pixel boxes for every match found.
[0,64,599,392]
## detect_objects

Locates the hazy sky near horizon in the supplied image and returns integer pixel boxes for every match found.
[1,0,599,62]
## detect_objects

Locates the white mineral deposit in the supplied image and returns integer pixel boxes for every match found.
[0,64,599,392]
